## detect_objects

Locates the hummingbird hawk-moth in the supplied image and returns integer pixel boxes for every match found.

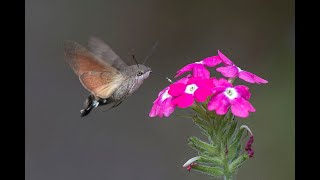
[64,37,152,117]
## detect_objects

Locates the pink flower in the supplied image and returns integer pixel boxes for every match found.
[149,87,175,118]
[216,50,268,84]
[175,56,222,79]
[168,77,214,108]
[208,78,255,118]
[149,76,190,118]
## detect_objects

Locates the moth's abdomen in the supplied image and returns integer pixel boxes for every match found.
[111,77,134,100]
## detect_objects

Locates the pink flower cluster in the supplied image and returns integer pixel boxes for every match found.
[149,50,267,118]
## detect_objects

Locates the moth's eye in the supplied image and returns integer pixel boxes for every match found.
[137,71,143,76]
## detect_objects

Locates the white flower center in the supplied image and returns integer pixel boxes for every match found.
[161,89,171,101]
[224,87,238,100]
[237,66,243,72]
[185,84,198,94]
[194,61,203,64]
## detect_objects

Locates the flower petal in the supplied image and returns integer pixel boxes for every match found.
[230,98,255,118]
[216,66,239,78]
[253,74,268,84]
[218,50,234,66]
[172,94,194,108]
[230,98,249,118]
[238,71,268,84]
[237,71,255,83]
[176,75,191,84]
[168,83,186,96]
[234,85,251,100]
[149,97,176,118]
[194,87,213,102]
[208,93,230,115]
[149,101,160,117]
[212,78,232,94]
[160,98,175,117]
[201,55,222,67]
[175,63,196,78]
[155,87,169,100]
[195,78,215,89]
[193,65,210,79]
[245,100,256,112]
[212,78,233,87]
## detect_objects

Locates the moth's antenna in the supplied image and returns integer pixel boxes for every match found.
[143,41,159,65]
[132,54,139,68]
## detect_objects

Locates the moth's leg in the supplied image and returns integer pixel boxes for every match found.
[98,98,113,106]
[80,94,96,117]
[103,100,123,112]
[112,100,124,108]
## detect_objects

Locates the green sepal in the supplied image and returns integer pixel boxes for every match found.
[227,128,245,160]
[188,137,218,155]
[225,121,238,143]
[198,155,223,166]
[229,154,249,173]
[192,164,224,176]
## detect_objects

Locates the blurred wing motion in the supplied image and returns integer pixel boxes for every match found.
[64,41,123,98]
[88,36,128,70]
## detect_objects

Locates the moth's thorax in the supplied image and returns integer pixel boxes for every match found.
[129,70,151,94]
[112,64,151,100]
[120,64,151,76]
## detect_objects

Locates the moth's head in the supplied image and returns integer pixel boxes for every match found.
[124,64,152,80]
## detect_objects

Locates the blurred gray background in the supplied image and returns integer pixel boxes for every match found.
[25,0,294,179]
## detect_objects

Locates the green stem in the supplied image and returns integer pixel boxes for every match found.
[220,113,235,180]
[224,175,234,180]
[223,151,233,180]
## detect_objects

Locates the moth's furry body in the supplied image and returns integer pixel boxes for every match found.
[64,37,151,117]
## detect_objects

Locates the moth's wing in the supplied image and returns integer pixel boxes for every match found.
[64,41,122,98]
[88,36,128,70]
[79,71,124,98]
[64,40,117,75]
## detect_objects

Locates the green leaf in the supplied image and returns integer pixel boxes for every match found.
[191,104,208,120]
[229,144,242,162]
[198,155,223,166]
[192,164,224,176]
[217,119,228,135]
[225,121,238,143]
[207,112,216,125]
[192,115,209,129]
[218,113,234,135]
[231,128,245,145]
[223,110,234,121]
[207,129,217,144]
[192,116,211,137]
[227,128,245,159]
[192,116,218,142]
[229,154,249,173]
[188,137,218,155]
